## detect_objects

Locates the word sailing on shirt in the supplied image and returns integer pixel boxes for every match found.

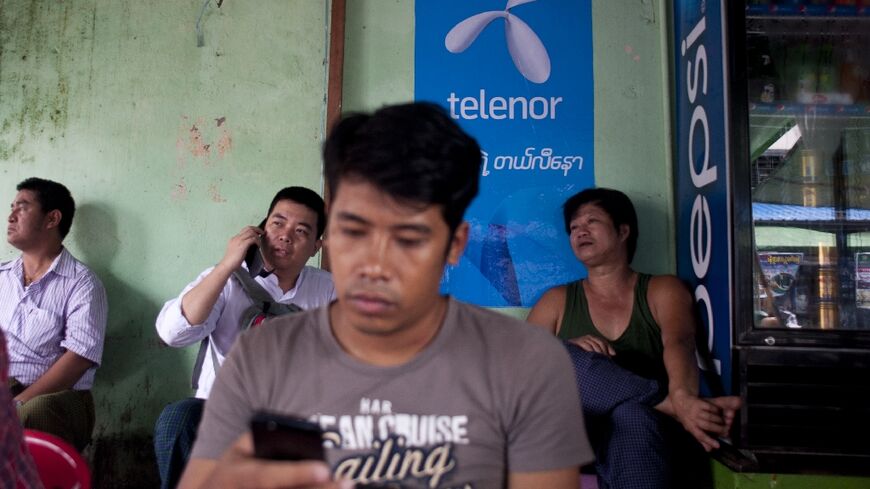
[311,398,471,489]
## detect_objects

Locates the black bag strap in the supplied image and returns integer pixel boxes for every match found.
[190,268,301,389]
[232,268,302,318]
[232,267,274,306]
[190,337,210,390]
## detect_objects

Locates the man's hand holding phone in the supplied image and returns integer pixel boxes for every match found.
[248,412,402,489]
[218,225,266,274]
[251,411,326,461]
[179,225,267,326]
[195,432,353,489]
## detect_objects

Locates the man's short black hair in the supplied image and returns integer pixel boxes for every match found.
[267,187,327,238]
[16,177,76,239]
[563,187,639,263]
[323,102,482,234]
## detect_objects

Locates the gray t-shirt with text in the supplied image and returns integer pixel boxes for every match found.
[192,298,593,489]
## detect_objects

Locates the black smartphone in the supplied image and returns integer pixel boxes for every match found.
[244,220,271,278]
[250,411,325,461]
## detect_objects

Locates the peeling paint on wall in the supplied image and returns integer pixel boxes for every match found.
[217,124,232,158]
[170,177,188,201]
[188,120,211,160]
[624,44,642,63]
[208,181,226,203]
[175,114,232,167]
[171,115,235,202]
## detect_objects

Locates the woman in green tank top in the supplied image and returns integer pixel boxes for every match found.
[527,187,741,454]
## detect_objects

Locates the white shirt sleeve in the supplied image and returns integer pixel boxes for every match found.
[155,266,228,348]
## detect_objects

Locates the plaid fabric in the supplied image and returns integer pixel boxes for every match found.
[565,342,714,489]
[10,379,95,452]
[1,332,42,489]
[154,398,204,489]
[564,342,665,415]
[585,403,671,489]
[564,342,669,489]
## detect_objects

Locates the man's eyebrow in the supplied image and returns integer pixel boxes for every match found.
[335,211,431,234]
[335,211,369,225]
[269,212,315,229]
[392,223,432,235]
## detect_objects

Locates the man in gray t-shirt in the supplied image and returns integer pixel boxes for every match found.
[192,300,591,488]
[179,102,593,489]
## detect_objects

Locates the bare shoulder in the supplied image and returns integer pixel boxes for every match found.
[539,285,568,306]
[648,275,692,302]
[526,285,568,333]
[646,274,694,321]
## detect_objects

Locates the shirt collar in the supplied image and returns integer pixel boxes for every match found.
[257,267,306,298]
[47,248,75,279]
[0,249,73,283]
[0,256,22,272]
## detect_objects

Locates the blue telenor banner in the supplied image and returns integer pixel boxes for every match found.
[673,0,733,395]
[415,0,594,307]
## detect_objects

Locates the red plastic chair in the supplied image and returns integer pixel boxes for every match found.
[23,429,91,489]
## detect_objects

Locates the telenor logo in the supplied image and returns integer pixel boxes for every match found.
[445,0,551,84]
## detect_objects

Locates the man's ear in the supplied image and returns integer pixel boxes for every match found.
[312,238,323,257]
[44,210,62,230]
[446,222,470,266]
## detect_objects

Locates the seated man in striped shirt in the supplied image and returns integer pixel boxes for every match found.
[0,177,108,451]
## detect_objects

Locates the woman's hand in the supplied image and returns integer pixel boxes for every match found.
[568,335,616,357]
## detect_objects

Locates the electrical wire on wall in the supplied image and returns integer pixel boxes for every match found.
[195,0,225,47]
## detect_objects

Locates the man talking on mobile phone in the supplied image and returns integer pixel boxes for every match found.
[179,103,594,489]
[154,186,336,489]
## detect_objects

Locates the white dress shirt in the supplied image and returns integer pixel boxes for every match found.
[155,265,336,398]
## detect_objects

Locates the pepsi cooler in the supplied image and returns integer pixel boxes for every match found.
[672,0,870,474]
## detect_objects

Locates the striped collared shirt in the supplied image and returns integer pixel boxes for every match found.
[0,248,107,390]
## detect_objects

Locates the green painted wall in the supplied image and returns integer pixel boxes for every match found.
[0,0,329,484]
[589,0,675,274]
[343,0,414,112]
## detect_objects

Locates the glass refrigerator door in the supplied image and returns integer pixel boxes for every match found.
[744,2,870,333]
